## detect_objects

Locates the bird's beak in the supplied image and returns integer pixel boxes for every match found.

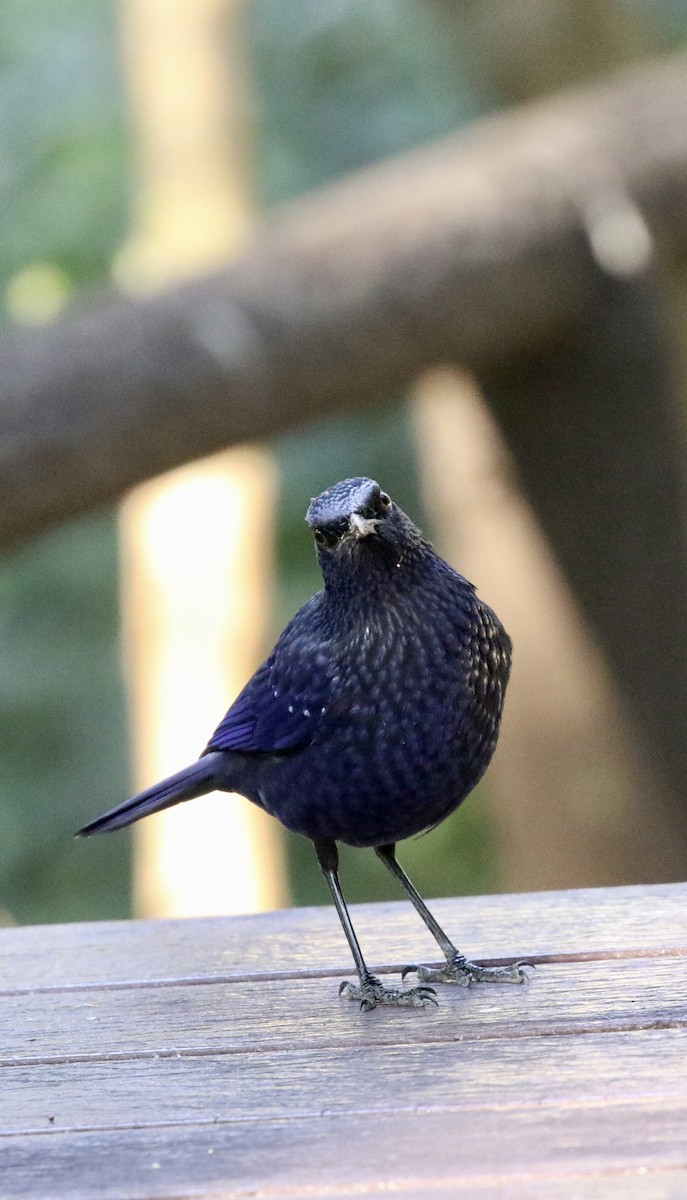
[349,512,380,539]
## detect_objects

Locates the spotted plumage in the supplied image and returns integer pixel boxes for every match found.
[79,477,530,1011]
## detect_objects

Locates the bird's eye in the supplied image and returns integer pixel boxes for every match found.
[314,529,328,547]
[379,492,392,509]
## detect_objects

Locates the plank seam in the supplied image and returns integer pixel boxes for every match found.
[1,946,685,996]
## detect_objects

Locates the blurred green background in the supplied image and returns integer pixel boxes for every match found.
[1,0,686,925]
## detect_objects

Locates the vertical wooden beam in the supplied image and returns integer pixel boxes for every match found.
[413,366,687,890]
[118,0,288,916]
[117,0,252,287]
[478,273,687,840]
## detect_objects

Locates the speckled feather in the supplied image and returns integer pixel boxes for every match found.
[79,477,511,850]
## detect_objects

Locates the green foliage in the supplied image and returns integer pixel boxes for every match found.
[249,0,485,204]
[3,0,687,924]
[288,793,499,910]
[0,1,128,285]
[0,515,130,923]
[0,0,130,923]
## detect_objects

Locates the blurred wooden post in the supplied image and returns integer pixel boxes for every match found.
[117,0,288,916]
[412,367,686,890]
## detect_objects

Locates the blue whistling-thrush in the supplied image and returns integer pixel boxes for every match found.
[79,478,530,1010]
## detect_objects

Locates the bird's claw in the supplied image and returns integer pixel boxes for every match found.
[339,973,438,1011]
[402,955,534,987]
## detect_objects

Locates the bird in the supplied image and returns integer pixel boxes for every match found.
[78,476,530,1011]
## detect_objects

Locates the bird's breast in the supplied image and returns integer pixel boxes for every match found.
[255,586,509,847]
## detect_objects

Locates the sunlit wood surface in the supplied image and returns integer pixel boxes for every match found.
[1,883,686,1198]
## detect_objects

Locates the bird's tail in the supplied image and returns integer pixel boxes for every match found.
[77,753,222,837]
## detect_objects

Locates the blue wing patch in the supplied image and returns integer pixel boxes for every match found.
[205,594,334,756]
[205,661,323,755]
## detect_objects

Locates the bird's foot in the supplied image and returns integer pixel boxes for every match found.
[402,953,533,988]
[339,971,438,1012]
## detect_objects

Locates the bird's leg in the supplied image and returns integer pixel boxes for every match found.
[313,839,437,1011]
[375,844,532,987]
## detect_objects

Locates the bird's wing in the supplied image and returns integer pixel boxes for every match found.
[204,601,331,755]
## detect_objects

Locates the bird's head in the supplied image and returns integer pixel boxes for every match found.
[306,477,427,589]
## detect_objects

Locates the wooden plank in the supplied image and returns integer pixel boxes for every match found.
[273,1180,687,1200]
[1,883,685,991]
[2,1100,687,1199]
[0,956,684,1065]
[2,1027,686,1134]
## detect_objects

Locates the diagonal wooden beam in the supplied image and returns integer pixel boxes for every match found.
[1,51,687,548]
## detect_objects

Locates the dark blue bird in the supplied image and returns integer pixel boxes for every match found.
[79,477,529,1010]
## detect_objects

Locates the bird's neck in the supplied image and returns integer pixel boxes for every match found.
[320,540,449,614]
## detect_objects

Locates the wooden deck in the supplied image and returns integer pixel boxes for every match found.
[1,881,686,1198]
